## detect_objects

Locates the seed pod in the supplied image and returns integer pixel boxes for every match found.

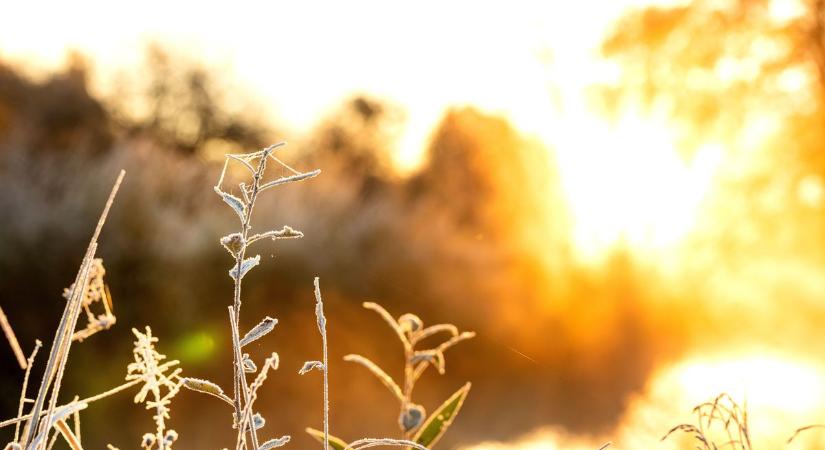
[398,313,423,334]
[163,430,178,447]
[399,403,426,433]
[141,433,156,449]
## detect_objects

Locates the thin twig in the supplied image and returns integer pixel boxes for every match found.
[1,378,141,429]
[54,419,83,450]
[313,278,329,450]
[0,305,27,369]
[15,340,43,441]
[789,424,825,443]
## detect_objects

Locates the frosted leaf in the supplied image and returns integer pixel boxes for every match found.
[229,255,260,281]
[248,226,304,244]
[298,360,324,375]
[239,316,277,347]
[252,413,266,430]
[182,377,232,405]
[182,378,224,397]
[214,188,246,221]
[259,436,291,449]
[272,225,303,239]
[259,169,321,192]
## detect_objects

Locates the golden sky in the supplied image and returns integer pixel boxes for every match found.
[0,1,669,168]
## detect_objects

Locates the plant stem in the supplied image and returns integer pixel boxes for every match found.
[0,305,27,370]
[313,278,329,450]
[230,150,270,449]
[1,378,141,429]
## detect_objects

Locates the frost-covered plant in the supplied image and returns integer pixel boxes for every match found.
[63,258,116,343]
[304,300,473,449]
[301,278,429,450]
[181,143,318,450]
[0,171,173,450]
[0,171,126,450]
[127,327,182,450]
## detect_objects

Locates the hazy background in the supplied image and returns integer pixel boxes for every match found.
[4,1,825,449]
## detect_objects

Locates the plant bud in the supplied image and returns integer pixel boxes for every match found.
[398,313,423,334]
[399,403,426,432]
[220,233,244,257]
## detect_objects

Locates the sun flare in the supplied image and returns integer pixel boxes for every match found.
[551,113,723,261]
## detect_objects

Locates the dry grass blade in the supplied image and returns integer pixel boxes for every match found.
[788,424,825,443]
[27,402,88,450]
[23,169,124,449]
[1,379,142,429]
[0,305,27,370]
[662,393,751,450]
[54,419,82,450]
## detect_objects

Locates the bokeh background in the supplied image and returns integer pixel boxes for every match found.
[4,0,825,448]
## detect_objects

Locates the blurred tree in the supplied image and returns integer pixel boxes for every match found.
[603,0,825,266]
[111,45,269,154]
[0,52,112,154]
[303,95,401,199]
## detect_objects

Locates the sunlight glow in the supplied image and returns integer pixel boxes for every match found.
[672,354,825,413]
[552,113,722,261]
[460,354,825,450]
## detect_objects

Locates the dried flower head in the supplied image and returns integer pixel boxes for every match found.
[126,327,182,449]
[63,258,116,342]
